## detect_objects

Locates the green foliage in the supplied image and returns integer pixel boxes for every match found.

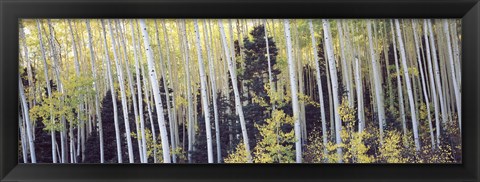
[379,131,408,163]
[224,142,250,163]
[29,76,95,132]
[253,110,295,163]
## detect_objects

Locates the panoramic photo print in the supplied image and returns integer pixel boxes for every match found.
[18,19,461,163]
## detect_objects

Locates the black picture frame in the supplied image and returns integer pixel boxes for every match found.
[1,0,479,181]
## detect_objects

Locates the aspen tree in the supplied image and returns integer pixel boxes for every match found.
[130,20,148,163]
[193,19,214,163]
[100,20,123,163]
[85,20,104,163]
[367,20,385,144]
[19,78,37,163]
[423,19,441,148]
[395,19,421,151]
[108,20,135,163]
[36,20,56,163]
[285,19,303,163]
[308,19,328,156]
[412,20,435,148]
[390,20,408,144]
[219,20,253,163]
[442,19,462,132]
[204,19,222,162]
[323,19,343,162]
[139,19,172,163]
[154,20,177,163]
[428,20,448,126]
[117,20,144,162]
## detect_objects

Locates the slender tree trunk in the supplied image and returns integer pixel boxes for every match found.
[141,56,157,163]
[116,20,143,162]
[337,20,353,106]
[36,20,57,164]
[19,78,36,163]
[139,19,172,163]
[423,19,441,148]
[86,19,104,163]
[100,20,123,163]
[323,19,343,163]
[354,56,365,132]
[161,20,180,152]
[218,20,253,163]
[428,20,448,127]
[154,20,177,163]
[367,20,385,144]
[308,20,328,157]
[204,19,222,163]
[395,19,421,151]
[108,20,135,163]
[176,20,195,163]
[390,20,408,145]
[130,20,148,163]
[284,19,303,163]
[412,20,435,148]
[193,19,214,163]
[68,20,83,163]
[442,19,462,132]
[19,112,28,163]
[264,19,276,110]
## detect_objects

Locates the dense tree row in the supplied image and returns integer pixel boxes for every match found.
[18,19,461,163]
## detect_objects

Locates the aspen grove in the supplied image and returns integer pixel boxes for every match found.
[18,19,461,163]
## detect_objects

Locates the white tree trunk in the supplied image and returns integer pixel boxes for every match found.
[130,20,148,163]
[353,56,366,132]
[177,20,195,163]
[139,19,172,163]
[155,20,177,163]
[19,112,28,163]
[85,19,104,163]
[117,20,143,162]
[367,20,385,144]
[395,19,421,151]
[108,20,135,163]
[204,19,222,162]
[322,19,343,163]
[423,19,441,148]
[162,19,180,153]
[19,78,36,163]
[36,20,56,164]
[284,19,303,163]
[337,20,353,106]
[100,20,123,163]
[427,20,448,127]
[390,20,408,145]
[218,20,253,163]
[264,19,275,111]
[193,20,214,163]
[308,19,328,157]
[412,20,435,148]
[442,19,462,132]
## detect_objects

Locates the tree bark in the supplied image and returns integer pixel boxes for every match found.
[100,20,123,163]
[139,19,172,163]
[284,19,303,163]
[308,20,328,158]
[19,78,37,163]
[367,20,386,144]
[204,19,222,163]
[85,19,104,163]
[423,19,441,148]
[395,19,421,151]
[108,20,135,163]
[218,20,253,163]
